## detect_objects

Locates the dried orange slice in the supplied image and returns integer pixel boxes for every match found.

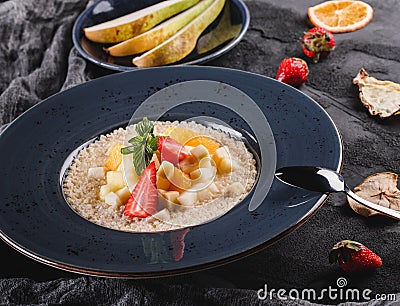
[185,136,219,154]
[105,143,123,171]
[164,126,198,145]
[308,1,373,33]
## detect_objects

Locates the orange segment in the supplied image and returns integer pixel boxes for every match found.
[164,126,198,145]
[308,1,373,33]
[185,135,220,154]
[105,143,123,171]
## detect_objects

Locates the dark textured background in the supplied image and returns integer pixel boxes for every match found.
[0,0,399,304]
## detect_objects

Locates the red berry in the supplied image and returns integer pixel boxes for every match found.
[329,240,382,273]
[123,162,157,218]
[301,27,335,63]
[276,57,309,87]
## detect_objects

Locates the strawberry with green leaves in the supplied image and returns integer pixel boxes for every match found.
[329,240,382,273]
[276,57,309,87]
[301,27,335,63]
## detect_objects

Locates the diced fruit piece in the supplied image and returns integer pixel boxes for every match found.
[227,182,245,197]
[198,157,215,169]
[132,0,226,67]
[190,167,216,183]
[84,0,200,43]
[150,153,161,170]
[156,176,171,191]
[115,187,131,204]
[99,185,112,200]
[185,136,219,154]
[161,161,192,191]
[122,154,139,192]
[207,182,219,194]
[218,158,234,173]
[104,192,122,209]
[158,137,190,166]
[106,0,212,56]
[88,167,106,179]
[212,146,230,165]
[179,155,198,174]
[164,191,180,204]
[147,208,171,223]
[123,162,157,218]
[177,191,197,207]
[197,182,219,201]
[190,144,209,160]
[106,171,126,190]
[157,189,167,196]
[105,143,123,171]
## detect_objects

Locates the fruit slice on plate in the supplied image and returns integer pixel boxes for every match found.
[163,126,198,145]
[123,162,157,218]
[132,0,226,67]
[308,0,373,33]
[185,136,219,154]
[84,0,200,43]
[107,0,214,56]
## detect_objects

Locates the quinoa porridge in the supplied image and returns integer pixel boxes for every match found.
[63,120,257,232]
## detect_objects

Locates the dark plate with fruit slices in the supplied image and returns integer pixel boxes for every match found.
[72,0,250,71]
[0,66,342,277]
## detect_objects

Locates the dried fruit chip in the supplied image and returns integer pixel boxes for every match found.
[308,0,374,33]
[353,68,400,118]
[347,172,400,218]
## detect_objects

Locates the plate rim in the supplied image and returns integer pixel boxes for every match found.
[0,66,344,278]
[72,0,251,72]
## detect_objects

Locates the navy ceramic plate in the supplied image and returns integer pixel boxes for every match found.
[72,0,250,71]
[0,66,342,277]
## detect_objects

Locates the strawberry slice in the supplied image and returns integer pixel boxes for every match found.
[123,162,157,218]
[157,137,190,166]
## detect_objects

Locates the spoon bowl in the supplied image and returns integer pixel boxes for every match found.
[276,166,400,221]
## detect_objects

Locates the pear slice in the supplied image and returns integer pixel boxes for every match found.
[107,0,214,57]
[132,0,226,67]
[84,0,200,43]
[196,1,242,54]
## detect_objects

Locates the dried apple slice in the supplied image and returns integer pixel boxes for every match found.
[84,0,200,43]
[353,68,400,118]
[347,172,400,217]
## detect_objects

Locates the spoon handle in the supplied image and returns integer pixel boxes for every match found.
[346,188,400,221]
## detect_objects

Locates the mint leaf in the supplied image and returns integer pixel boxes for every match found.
[148,136,160,151]
[121,118,158,175]
[135,117,153,136]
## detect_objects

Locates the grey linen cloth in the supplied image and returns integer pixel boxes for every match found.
[1,0,400,305]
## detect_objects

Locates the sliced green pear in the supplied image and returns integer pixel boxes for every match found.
[132,0,226,67]
[107,0,214,57]
[84,0,200,43]
[197,1,242,54]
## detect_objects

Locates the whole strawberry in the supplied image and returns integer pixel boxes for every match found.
[329,240,382,273]
[275,57,309,87]
[301,27,335,63]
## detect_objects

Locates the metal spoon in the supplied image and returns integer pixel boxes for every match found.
[275,166,400,220]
